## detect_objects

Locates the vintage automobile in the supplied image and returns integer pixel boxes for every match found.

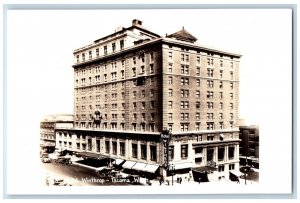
[41,157,51,163]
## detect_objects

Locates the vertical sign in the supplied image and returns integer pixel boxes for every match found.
[161,130,171,169]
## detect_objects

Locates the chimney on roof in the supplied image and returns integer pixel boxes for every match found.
[132,19,142,26]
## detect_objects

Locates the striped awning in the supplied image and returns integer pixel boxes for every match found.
[122,161,137,169]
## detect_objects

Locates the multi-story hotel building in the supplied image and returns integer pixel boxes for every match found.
[56,19,241,180]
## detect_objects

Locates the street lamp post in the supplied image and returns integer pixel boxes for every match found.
[169,164,175,185]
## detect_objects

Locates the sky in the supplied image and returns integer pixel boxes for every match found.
[6,9,292,194]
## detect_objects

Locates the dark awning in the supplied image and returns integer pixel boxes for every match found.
[192,166,217,173]
[76,152,109,160]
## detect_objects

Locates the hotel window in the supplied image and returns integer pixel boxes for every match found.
[140,123,145,132]
[230,61,234,69]
[120,40,124,50]
[196,102,200,109]
[195,123,200,131]
[207,134,214,141]
[197,56,200,64]
[219,81,223,88]
[105,141,110,153]
[230,93,233,100]
[229,164,235,170]
[150,145,157,161]
[230,113,234,120]
[132,68,136,77]
[207,91,213,99]
[229,146,235,159]
[230,71,233,80]
[141,113,146,121]
[133,57,136,65]
[149,123,155,132]
[119,142,125,156]
[230,82,234,89]
[82,143,86,150]
[96,140,100,152]
[150,89,154,97]
[121,70,125,79]
[168,63,173,73]
[220,60,223,67]
[151,113,155,121]
[140,65,145,74]
[133,91,137,99]
[181,53,184,62]
[207,102,213,109]
[168,113,173,121]
[168,89,173,97]
[218,165,225,172]
[196,79,200,86]
[230,103,234,110]
[132,123,137,131]
[196,113,200,120]
[112,142,117,155]
[207,148,214,161]
[141,144,147,160]
[208,58,214,65]
[111,123,117,130]
[207,122,214,130]
[196,90,200,98]
[229,121,234,128]
[196,67,200,76]
[76,55,79,63]
[76,142,80,149]
[121,123,125,130]
[186,54,189,62]
[168,52,172,61]
[89,51,92,59]
[150,76,154,85]
[150,101,155,109]
[181,65,189,75]
[207,113,213,120]
[141,102,145,110]
[168,101,173,109]
[133,102,137,110]
[150,64,154,74]
[104,46,107,55]
[132,144,138,158]
[207,80,214,88]
[180,124,189,132]
[132,113,137,121]
[168,146,174,161]
[219,122,224,129]
[207,69,213,77]
[219,113,223,120]
[150,52,154,61]
[82,53,85,61]
[181,144,188,159]
[141,90,145,98]
[219,92,223,99]
[180,113,184,121]
[220,102,223,109]
[195,147,203,154]
[168,76,173,85]
[220,70,223,78]
[168,124,173,132]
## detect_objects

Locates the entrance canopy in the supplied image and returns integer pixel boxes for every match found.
[192,166,217,173]
[114,158,125,165]
[229,170,242,177]
[143,164,159,173]
[76,152,109,160]
[122,160,137,169]
[132,162,147,171]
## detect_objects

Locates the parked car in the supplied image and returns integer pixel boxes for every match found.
[41,157,51,163]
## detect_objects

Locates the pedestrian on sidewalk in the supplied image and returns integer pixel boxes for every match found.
[198,177,201,184]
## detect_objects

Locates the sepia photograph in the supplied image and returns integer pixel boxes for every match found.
[4,5,293,197]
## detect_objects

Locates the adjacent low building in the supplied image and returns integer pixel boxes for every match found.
[55,19,242,181]
[40,114,74,154]
[239,125,259,168]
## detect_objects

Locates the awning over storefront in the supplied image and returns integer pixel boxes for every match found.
[76,152,109,160]
[132,162,147,171]
[229,170,242,177]
[143,164,160,173]
[192,166,217,173]
[114,158,125,165]
[173,162,193,170]
[122,160,137,169]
